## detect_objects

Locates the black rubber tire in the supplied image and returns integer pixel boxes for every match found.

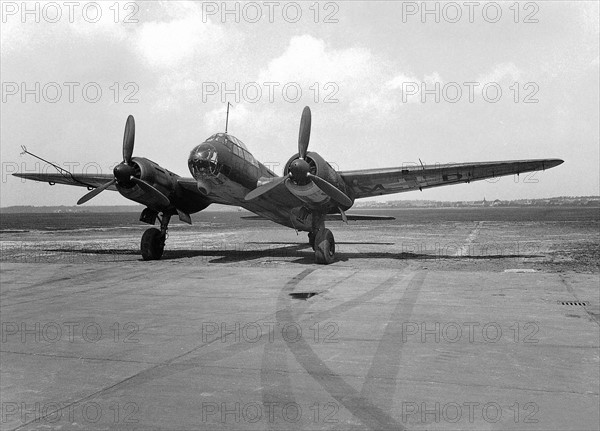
[141,228,165,261]
[314,228,335,264]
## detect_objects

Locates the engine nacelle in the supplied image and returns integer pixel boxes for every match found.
[115,157,211,215]
[284,151,352,209]
[116,157,177,209]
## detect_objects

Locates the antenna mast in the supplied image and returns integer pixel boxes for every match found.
[225,102,231,133]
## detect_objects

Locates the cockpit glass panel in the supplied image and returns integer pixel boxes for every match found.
[205,133,249,151]
[226,134,248,151]
[205,133,228,144]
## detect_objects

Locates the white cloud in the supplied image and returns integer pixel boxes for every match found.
[352,70,443,112]
[258,35,437,116]
[424,72,443,84]
[135,2,226,69]
[579,2,599,35]
[477,62,521,84]
[258,35,373,88]
[1,1,129,55]
[0,17,29,55]
[387,73,420,90]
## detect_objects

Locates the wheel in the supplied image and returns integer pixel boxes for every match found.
[141,228,165,260]
[314,228,335,264]
[308,232,316,250]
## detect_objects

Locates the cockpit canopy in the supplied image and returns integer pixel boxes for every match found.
[204,133,248,151]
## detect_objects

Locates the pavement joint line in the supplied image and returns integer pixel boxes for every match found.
[0,350,160,366]
[0,268,151,308]
[453,221,483,257]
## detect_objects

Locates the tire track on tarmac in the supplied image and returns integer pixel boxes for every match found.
[355,271,427,424]
[12,267,403,430]
[260,269,357,430]
[275,269,422,431]
[260,269,315,430]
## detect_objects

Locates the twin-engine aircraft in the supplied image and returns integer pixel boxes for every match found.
[14,106,563,263]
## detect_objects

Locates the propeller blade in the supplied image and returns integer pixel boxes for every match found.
[245,175,288,201]
[123,115,135,164]
[77,179,116,205]
[307,173,353,207]
[298,106,311,159]
[130,177,170,208]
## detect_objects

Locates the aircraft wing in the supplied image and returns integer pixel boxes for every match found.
[339,159,564,200]
[13,172,117,190]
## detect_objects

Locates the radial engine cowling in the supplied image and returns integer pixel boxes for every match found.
[116,157,177,210]
[283,151,351,208]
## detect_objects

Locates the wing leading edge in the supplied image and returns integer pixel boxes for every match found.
[13,173,211,202]
[339,159,564,200]
[13,172,117,190]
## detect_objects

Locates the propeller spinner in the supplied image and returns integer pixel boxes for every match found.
[77,115,170,207]
[245,106,352,207]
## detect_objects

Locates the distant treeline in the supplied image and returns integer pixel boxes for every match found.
[356,196,600,208]
[1,197,598,213]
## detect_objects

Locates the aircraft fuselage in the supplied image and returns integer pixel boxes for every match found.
[188,133,350,231]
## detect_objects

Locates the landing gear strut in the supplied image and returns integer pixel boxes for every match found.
[310,213,335,264]
[141,212,170,260]
[308,232,316,250]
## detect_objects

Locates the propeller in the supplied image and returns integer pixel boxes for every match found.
[130,177,170,207]
[245,106,352,207]
[298,105,311,159]
[307,173,352,207]
[123,114,135,164]
[244,175,288,201]
[77,178,116,205]
[77,115,171,208]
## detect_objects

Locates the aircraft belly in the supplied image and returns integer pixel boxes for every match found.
[204,174,249,204]
[202,175,305,230]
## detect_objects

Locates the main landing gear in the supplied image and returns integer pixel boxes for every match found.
[309,213,336,264]
[140,208,170,260]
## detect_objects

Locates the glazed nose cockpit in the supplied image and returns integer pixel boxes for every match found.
[188,144,219,178]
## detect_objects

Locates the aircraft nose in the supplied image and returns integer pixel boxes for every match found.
[188,143,219,178]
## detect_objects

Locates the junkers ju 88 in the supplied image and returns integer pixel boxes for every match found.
[14,106,563,264]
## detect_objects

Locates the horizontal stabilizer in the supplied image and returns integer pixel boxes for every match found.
[241,214,396,221]
[327,213,396,221]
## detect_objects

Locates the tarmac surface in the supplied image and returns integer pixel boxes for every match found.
[1,211,599,430]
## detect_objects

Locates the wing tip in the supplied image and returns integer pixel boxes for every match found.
[546,158,565,168]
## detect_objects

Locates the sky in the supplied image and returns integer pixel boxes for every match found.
[1,0,598,207]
